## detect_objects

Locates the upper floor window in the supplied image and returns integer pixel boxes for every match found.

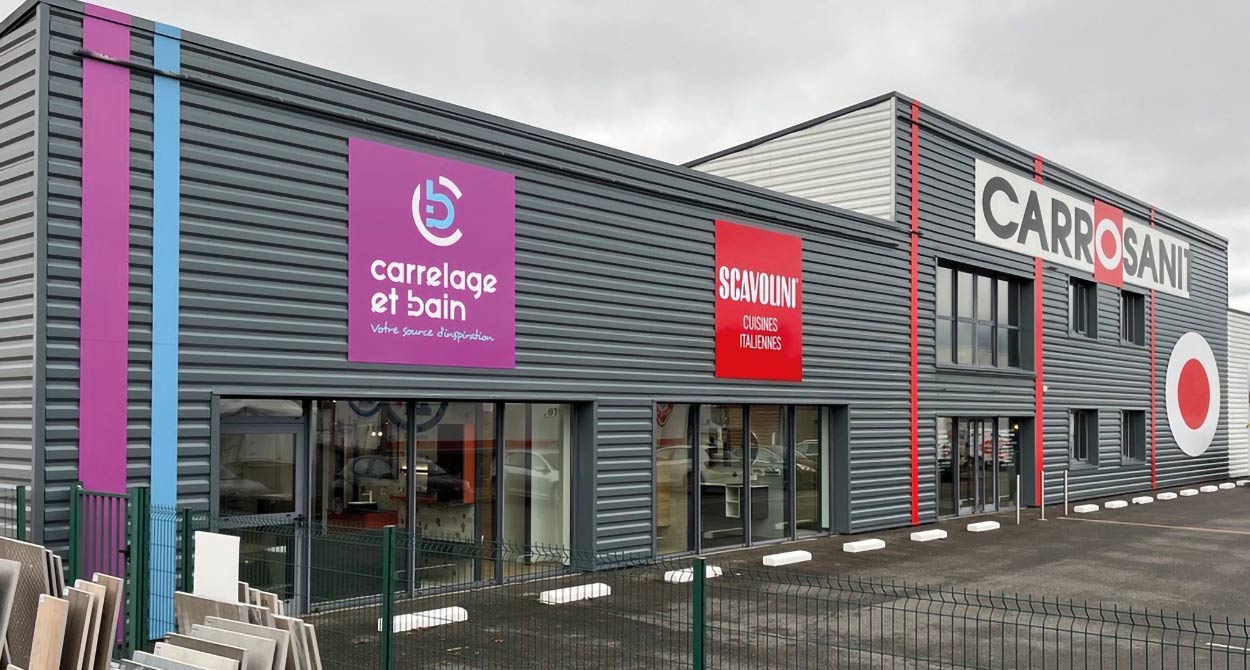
[936,264,1023,369]
[1070,278,1098,338]
[1121,291,1146,346]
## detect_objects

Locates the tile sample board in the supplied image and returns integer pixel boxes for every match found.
[153,642,240,670]
[90,574,124,670]
[192,533,240,604]
[202,618,288,670]
[0,537,55,667]
[191,624,278,670]
[60,587,93,670]
[29,595,68,670]
[164,634,246,669]
[72,581,106,670]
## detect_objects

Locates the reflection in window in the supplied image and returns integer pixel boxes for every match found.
[313,401,408,528]
[655,403,695,555]
[220,432,296,515]
[221,398,304,418]
[794,407,827,536]
[700,405,745,550]
[503,403,572,567]
[937,264,1024,369]
[412,402,495,543]
[750,406,788,542]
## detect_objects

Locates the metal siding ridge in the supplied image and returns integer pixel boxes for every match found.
[149,19,180,642]
[1033,155,1045,506]
[908,101,919,524]
[78,3,130,493]
[1150,207,1158,488]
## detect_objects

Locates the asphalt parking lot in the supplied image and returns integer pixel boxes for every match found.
[318,481,1250,669]
[724,481,1250,617]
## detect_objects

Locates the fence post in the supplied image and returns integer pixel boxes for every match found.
[126,487,152,656]
[16,485,25,542]
[69,482,81,580]
[692,557,706,670]
[180,507,194,593]
[380,525,396,670]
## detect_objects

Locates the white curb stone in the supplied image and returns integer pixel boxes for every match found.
[1180,489,1199,497]
[664,566,723,584]
[1103,500,1128,509]
[1238,480,1249,487]
[967,521,999,533]
[1131,496,1154,505]
[1157,492,1178,500]
[1200,485,1219,493]
[910,529,948,542]
[381,607,467,633]
[843,539,885,553]
[1073,504,1099,514]
[540,583,611,605]
[1219,482,1236,490]
[763,550,812,567]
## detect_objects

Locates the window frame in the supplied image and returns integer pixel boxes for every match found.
[936,263,1025,371]
[1120,290,1147,346]
[1120,409,1147,463]
[1070,278,1098,339]
[1069,408,1099,467]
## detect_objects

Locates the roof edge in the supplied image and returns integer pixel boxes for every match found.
[0,0,41,37]
[683,91,900,167]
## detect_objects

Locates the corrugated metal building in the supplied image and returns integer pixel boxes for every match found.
[692,93,1231,518]
[1229,309,1250,477]
[0,1,1233,578]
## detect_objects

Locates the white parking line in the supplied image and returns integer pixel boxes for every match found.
[1061,517,1250,536]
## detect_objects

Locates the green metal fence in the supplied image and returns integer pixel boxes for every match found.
[69,486,1250,669]
[0,484,26,541]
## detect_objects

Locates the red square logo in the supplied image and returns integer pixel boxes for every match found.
[1092,199,1124,288]
[714,220,803,381]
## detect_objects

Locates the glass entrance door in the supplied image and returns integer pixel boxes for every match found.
[218,422,306,607]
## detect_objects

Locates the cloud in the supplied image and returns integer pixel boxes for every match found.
[13,0,1246,305]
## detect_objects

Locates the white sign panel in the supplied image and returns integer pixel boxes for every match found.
[974,159,1190,298]
[193,531,241,603]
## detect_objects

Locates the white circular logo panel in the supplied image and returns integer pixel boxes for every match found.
[1165,331,1220,457]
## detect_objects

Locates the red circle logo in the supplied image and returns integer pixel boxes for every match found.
[1165,332,1220,457]
[1177,359,1210,430]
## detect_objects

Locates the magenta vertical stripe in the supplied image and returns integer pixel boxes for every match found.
[80,6,131,493]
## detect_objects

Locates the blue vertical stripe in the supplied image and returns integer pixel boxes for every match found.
[151,21,181,640]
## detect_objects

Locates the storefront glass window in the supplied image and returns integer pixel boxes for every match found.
[220,432,297,515]
[699,404,746,550]
[503,403,572,574]
[655,403,694,555]
[312,401,409,528]
[794,406,827,536]
[749,406,788,542]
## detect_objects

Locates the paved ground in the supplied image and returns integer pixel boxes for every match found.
[312,481,1250,669]
[723,482,1250,618]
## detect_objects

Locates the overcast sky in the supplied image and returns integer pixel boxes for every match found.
[17,0,1249,307]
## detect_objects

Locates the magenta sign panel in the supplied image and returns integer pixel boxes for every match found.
[348,138,516,367]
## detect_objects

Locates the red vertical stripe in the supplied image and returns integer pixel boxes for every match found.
[908,102,921,525]
[1150,208,1158,488]
[1032,156,1045,506]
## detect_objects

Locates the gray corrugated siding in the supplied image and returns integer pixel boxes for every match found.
[0,9,37,490]
[902,97,1229,507]
[1229,310,1250,477]
[693,99,896,221]
[37,2,913,553]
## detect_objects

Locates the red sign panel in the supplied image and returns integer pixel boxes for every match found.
[714,220,803,381]
[1092,199,1125,288]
